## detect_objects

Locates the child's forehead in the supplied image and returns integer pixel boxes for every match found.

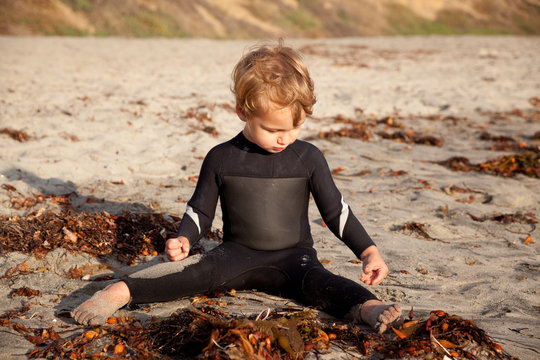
[259,105,305,128]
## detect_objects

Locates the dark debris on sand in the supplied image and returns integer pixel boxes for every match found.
[0,209,181,265]
[4,305,514,360]
[435,151,540,178]
[311,113,444,147]
[0,127,31,142]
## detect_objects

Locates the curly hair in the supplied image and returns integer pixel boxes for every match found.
[231,40,316,126]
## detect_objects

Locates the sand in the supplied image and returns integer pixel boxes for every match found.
[0,35,539,359]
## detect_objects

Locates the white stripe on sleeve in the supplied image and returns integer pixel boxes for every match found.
[339,196,349,238]
[185,205,201,235]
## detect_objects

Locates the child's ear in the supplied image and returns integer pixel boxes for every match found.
[236,105,248,122]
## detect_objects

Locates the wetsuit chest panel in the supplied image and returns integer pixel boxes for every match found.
[221,176,309,250]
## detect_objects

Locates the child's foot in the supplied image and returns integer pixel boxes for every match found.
[71,281,130,326]
[360,300,402,334]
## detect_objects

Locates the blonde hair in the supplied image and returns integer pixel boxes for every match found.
[231,40,316,126]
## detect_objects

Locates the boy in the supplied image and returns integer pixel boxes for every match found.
[72,41,402,334]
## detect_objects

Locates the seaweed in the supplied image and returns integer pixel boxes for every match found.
[370,310,516,359]
[435,151,540,178]
[395,222,438,241]
[10,306,515,359]
[312,113,444,146]
[315,115,373,141]
[377,130,443,146]
[478,131,540,152]
[0,127,31,142]
[0,210,175,265]
[0,207,225,265]
[468,212,537,225]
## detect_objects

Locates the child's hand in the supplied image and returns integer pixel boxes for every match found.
[165,236,190,261]
[359,245,389,285]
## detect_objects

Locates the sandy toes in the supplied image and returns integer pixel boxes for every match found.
[71,282,131,326]
[355,300,403,334]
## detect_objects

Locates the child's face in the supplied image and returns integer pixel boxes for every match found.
[238,104,304,153]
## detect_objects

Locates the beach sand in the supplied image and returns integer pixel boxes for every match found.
[0,36,539,359]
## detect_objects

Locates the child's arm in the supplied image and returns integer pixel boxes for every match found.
[308,145,375,257]
[359,245,389,285]
[175,145,222,248]
[165,236,190,262]
[306,143,388,284]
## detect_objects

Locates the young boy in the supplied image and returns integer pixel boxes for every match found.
[72,42,402,334]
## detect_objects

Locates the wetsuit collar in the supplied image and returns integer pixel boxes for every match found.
[231,132,281,155]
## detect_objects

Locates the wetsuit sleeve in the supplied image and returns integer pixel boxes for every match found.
[308,146,375,258]
[175,147,221,247]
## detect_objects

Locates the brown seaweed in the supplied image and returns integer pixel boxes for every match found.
[468,212,537,225]
[478,131,540,152]
[0,127,31,142]
[435,151,540,178]
[377,130,443,146]
[0,210,179,265]
[395,222,438,241]
[311,113,446,147]
[10,306,515,360]
[0,208,224,265]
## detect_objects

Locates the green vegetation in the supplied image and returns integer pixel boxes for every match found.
[116,9,188,37]
[283,9,320,31]
[51,23,88,36]
[246,1,267,20]
[386,3,428,34]
[337,9,353,24]
[385,3,510,35]
[60,0,94,13]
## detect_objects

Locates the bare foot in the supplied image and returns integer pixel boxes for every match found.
[360,300,402,334]
[71,281,130,326]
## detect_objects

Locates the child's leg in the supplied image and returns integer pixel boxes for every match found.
[125,242,290,303]
[72,254,207,325]
[72,242,289,325]
[284,251,402,334]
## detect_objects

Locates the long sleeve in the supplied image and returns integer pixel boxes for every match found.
[307,146,375,258]
[175,145,222,247]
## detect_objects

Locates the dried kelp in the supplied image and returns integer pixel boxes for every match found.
[0,210,179,265]
[377,130,443,147]
[435,151,540,178]
[395,222,438,241]
[0,127,31,142]
[468,212,537,225]
[24,306,325,360]
[183,104,219,138]
[478,104,540,124]
[368,310,516,359]
[15,306,515,359]
[9,287,42,297]
[312,114,443,146]
[0,209,225,265]
[315,115,373,141]
[478,131,540,152]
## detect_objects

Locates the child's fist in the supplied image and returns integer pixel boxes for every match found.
[165,236,190,261]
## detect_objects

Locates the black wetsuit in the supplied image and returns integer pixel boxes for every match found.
[125,132,378,317]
